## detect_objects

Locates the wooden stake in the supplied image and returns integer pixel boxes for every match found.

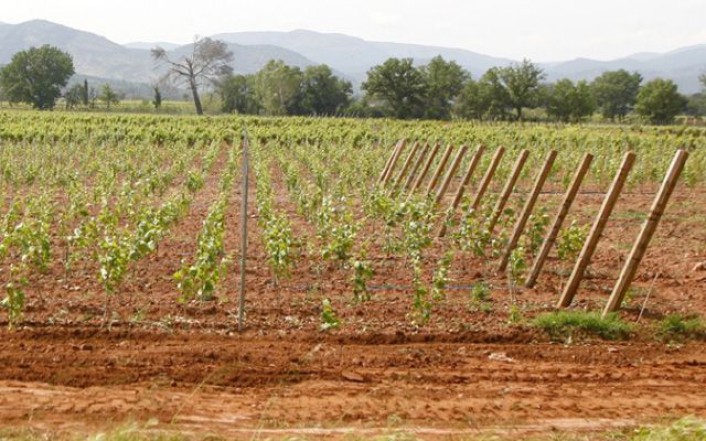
[377,139,403,185]
[450,144,486,211]
[498,150,557,273]
[486,149,530,234]
[557,151,636,308]
[381,139,407,186]
[437,144,486,238]
[393,141,422,188]
[470,146,505,212]
[425,144,455,196]
[525,153,593,288]
[409,142,441,195]
[434,145,469,205]
[602,150,688,316]
[403,143,430,191]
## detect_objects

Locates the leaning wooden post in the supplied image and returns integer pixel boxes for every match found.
[526,153,593,288]
[434,144,469,205]
[449,144,486,211]
[437,144,486,238]
[603,150,688,316]
[557,151,636,308]
[470,146,505,211]
[377,139,403,185]
[486,149,530,234]
[409,142,441,195]
[403,143,430,191]
[381,140,407,186]
[498,150,557,273]
[393,141,422,188]
[425,144,455,196]
[238,129,250,332]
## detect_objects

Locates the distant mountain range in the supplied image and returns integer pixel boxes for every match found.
[1,19,705,97]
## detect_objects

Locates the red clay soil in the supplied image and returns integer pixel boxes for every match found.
[1,329,705,439]
[0,169,705,437]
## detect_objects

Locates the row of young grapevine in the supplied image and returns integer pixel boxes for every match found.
[0,131,223,327]
[1,110,703,330]
[174,142,239,303]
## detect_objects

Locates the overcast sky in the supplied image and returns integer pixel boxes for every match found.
[2,0,705,61]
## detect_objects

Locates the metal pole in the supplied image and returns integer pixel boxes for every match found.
[238,129,250,332]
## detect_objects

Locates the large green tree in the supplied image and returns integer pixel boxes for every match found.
[152,38,233,115]
[254,60,303,116]
[454,77,486,120]
[497,59,545,120]
[591,70,642,121]
[362,58,427,119]
[420,56,468,120]
[478,67,513,120]
[0,45,74,110]
[218,74,259,114]
[635,78,687,124]
[546,79,596,122]
[454,72,509,121]
[298,65,352,116]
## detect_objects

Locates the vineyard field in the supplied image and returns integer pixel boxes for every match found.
[1,111,705,440]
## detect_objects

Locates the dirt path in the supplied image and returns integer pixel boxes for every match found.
[1,328,704,438]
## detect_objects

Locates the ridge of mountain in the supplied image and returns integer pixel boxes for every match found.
[213,29,513,82]
[0,20,704,94]
[0,20,319,85]
[124,41,181,50]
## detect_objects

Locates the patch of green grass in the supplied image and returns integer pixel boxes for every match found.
[0,428,43,441]
[532,311,634,341]
[657,314,706,342]
[3,420,706,441]
[85,422,192,441]
[626,417,706,441]
[0,422,194,441]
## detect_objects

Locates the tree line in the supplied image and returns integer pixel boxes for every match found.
[216,55,701,125]
[2,41,705,125]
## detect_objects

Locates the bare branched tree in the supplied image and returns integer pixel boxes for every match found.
[152,37,234,115]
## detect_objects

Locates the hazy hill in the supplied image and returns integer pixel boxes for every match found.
[0,20,154,82]
[213,29,513,82]
[542,45,706,93]
[124,41,181,51]
[165,42,317,75]
[0,20,318,87]
[0,20,704,95]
